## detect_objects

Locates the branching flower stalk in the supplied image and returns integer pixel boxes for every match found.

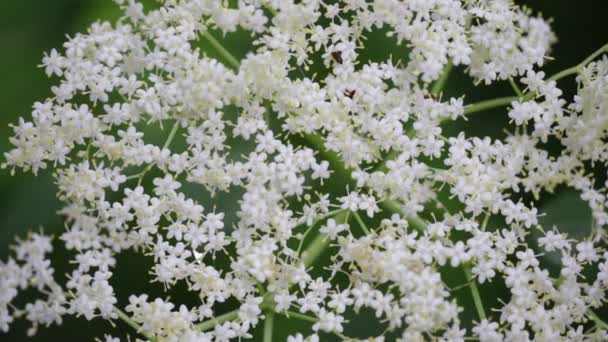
[2,1,608,341]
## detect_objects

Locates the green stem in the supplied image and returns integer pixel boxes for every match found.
[463,266,486,321]
[114,307,141,332]
[202,30,241,70]
[162,121,180,150]
[463,96,522,115]
[508,78,523,97]
[588,309,608,331]
[431,60,453,96]
[548,65,580,82]
[114,306,156,341]
[379,199,428,232]
[297,209,345,255]
[196,309,240,331]
[285,310,318,323]
[263,311,274,342]
[297,222,318,256]
[304,133,353,182]
[352,211,371,235]
[296,209,346,256]
[136,121,180,186]
[549,43,608,82]
[579,43,608,66]
[464,43,608,116]
[301,211,349,267]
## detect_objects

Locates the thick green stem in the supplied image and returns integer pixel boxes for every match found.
[263,311,274,342]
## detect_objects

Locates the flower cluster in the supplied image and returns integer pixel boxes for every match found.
[2,0,608,341]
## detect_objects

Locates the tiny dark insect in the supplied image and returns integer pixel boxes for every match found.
[331,51,343,64]
[343,89,356,99]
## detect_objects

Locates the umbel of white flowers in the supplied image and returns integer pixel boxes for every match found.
[2,0,608,341]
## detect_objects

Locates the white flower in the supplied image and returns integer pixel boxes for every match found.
[1,0,608,340]
[319,219,348,240]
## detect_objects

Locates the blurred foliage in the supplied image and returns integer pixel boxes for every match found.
[0,0,607,340]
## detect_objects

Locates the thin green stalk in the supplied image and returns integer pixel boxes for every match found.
[297,222,318,256]
[463,96,521,115]
[163,122,179,149]
[196,309,240,331]
[114,306,142,332]
[136,121,180,185]
[263,311,274,342]
[464,43,608,115]
[548,65,580,83]
[509,78,523,97]
[463,266,486,321]
[588,309,608,331]
[481,212,491,231]
[431,60,453,96]
[202,30,241,70]
[114,306,156,341]
[352,211,371,235]
[549,43,608,82]
[296,209,346,255]
[285,310,318,323]
[579,43,608,67]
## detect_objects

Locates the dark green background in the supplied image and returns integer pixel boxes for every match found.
[1,1,606,340]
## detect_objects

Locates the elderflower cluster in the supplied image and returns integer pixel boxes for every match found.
[1,0,608,341]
